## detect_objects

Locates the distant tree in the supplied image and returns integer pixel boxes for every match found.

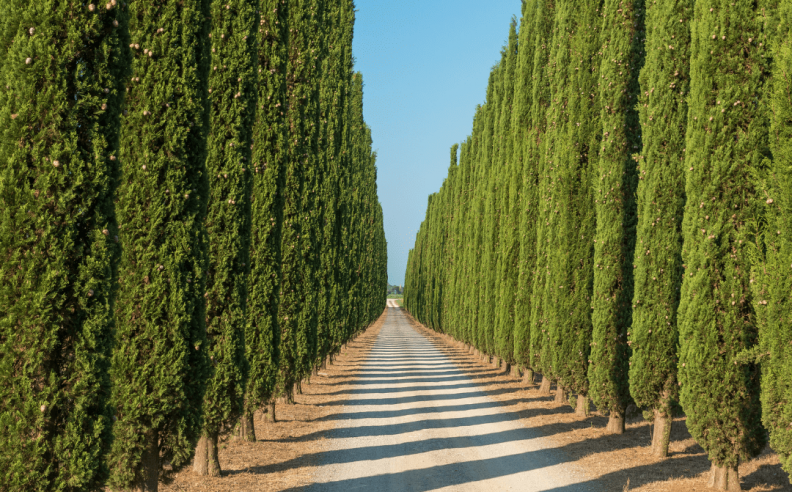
[678,1,773,489]
[108,0,212,488]
[0,1,128,489]
[589,0,644,435]
[629,0,691,457]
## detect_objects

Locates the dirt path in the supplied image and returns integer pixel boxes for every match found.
[304,307,596,492]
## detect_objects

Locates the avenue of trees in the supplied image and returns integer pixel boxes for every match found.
[404,0,791,490]
[0,0,387,490]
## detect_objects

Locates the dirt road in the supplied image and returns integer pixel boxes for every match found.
[306,307,596,491]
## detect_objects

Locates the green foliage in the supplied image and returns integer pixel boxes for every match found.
[628,0,691,417]
[200,0,258,441]
[547,0,601,397]
[677,0,772,470]
[588,0,644,418]
[244,0,289,420]
[494,20,519,364]
[0,1,128,489]
[756,0,792,477]
[109,0,212,486]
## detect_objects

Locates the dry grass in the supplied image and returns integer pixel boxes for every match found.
[160,310,389,492]
[404,311,792,492]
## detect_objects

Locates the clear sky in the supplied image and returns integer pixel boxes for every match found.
[352,0,523,286]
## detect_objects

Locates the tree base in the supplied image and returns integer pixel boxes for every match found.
[708,463,741,491]
[133,429,159,492]
[238,412,256,442]
[606,411,625,434]
[538,375,552,395]
[651,409,672,458]
[521,368,534,386]
[554,384,566,404]
[492,356,501,369]
[575,395,589,417]
[193,433,221,477]
[266,401,277,423]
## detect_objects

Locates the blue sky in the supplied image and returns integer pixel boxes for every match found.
[352,0,523,286]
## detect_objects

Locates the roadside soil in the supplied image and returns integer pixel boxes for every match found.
[160,309,388,492]
[404,311,792,492]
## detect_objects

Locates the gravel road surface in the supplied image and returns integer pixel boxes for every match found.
[307,307,597,492]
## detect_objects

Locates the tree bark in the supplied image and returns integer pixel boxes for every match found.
[238,411,256,442]
[554,384,567,404]
[193,432,221,477]
[134,429,159,492]
[575,395,590,417]
[708,463,741,491]
[538,375,552,395]
[606,409,625,434]
[521,368,534,386]
[265,401,277,423]
[651,409,673,458]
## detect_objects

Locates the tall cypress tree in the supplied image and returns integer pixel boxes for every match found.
[755,0,792,480]
[109,0,212,488]
[513,0,539,377]
[678,1,772,488]
[529,0,557,394]
[547,0,601,414]
[0,2,128,489]
[193,0,258,476]
[479,64,502,359]
[588,0,644,434]
[241,0,289,438]
[629,0,691,457]
[278,0,322,403]
[494,20,519,367]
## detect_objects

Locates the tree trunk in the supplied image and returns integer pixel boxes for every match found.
[651,409,673,458]
[538,375,552,395]
[575,395,590,417]
[510,365,521,378]
[265,401,277,423]
[238,411,256,442]
[606,409,625,434]
[193,432,221,477]
[321,357,327,370]
[492,356,501,369]
[294,381,302,396]
[134,429,159,492]
[521,368,534,386]
[554,384,566,404]
[708,463,741,491]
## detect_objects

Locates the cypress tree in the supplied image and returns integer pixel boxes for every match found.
[513,0,539,377]
[278,0,323,403]
[529,0,556,394]
[240,0,289,439]
[193,0,258,476]
[547,0,601,414]
[108,0,212,488]
[316,0,349,372]
[0,2,128,489]
[678,1,772,488]
[588,0,644,434]
[494,20,519,367]
[755,0,792,480]
[629,0,691,457]
[478,65,501,359]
